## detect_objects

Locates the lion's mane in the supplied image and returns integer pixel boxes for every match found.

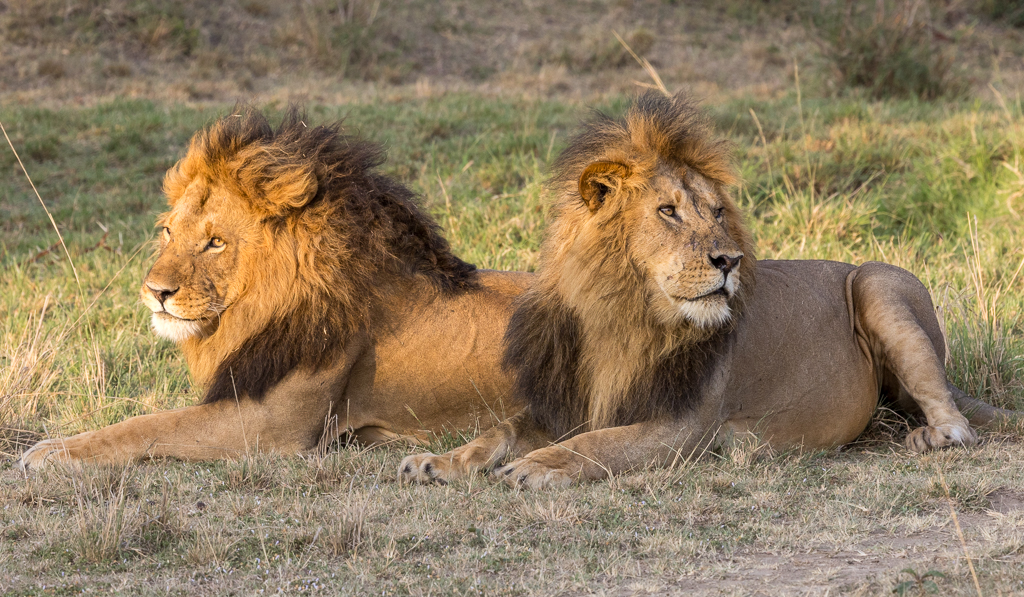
[503,93,756,439]
[162,107,477,404]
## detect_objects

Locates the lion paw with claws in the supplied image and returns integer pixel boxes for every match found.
[491,447,583,489]
[17,439,72,472]
[398,453,463,485]
[905,423,977,453]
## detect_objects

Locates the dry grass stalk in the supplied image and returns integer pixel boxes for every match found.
[613,30,668,97]
[224,452,278,491]
[186,522,235,568]
[1,121,81,290]
[321,493,369,558]
[519,498,584,526]
[936,466,982,597]
[0,295,58,447]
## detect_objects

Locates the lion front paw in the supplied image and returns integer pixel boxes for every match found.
[18,438,73,472]
[905,423,978,453]
[491,454,575,490]
[398,452,463,485]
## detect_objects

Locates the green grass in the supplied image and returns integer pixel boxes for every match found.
[1,91,1023,594]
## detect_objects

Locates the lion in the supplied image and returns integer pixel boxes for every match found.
[19,107,530,470]
[398,92,1018,489]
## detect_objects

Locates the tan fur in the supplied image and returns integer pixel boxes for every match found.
[19,108,529,470]
[399,93,1005,489]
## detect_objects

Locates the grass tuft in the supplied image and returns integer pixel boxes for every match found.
[185,522,235,568]
[941,219,1024,407]
[67,464,140,564]
[319,489,370,558]
[222,453,278,491]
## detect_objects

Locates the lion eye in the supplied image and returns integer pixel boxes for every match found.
[162,227,171,241]
[207,237,225,250]
[659,205,676,217]
[713,207,725,221]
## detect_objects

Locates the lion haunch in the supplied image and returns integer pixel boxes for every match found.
[399,92,1016,489]
[19,107,530,470]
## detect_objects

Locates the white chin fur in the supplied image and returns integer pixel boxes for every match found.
[150,313,203,342]
[677,299,732,328]
[671,276,740,328]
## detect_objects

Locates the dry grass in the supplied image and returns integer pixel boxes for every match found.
[67,465,139,564]
[2,424,1024,593]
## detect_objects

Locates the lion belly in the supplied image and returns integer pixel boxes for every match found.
[720,260,880,449]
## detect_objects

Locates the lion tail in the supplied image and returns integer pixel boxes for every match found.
[950,383,1023,429]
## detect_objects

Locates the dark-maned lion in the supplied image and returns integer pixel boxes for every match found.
[399,92,1016,489]
[19,107,529,470]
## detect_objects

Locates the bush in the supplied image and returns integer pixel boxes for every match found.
[816,0,966,100]
[981,0,1024,27]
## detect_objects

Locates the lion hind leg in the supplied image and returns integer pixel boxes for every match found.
[850,263,976,452]
[352,426,431,446]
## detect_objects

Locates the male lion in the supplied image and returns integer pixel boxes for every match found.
[399,92,1016,489]
[19,107,529,470]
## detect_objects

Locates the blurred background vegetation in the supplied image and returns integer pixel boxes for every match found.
[2,0,1022,103]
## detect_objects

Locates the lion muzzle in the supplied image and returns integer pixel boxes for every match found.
[144,280,179,307]
[710,252,742,275]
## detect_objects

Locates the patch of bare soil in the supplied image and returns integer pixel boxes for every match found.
[988,487,1024,514]
[576,498,1024,596]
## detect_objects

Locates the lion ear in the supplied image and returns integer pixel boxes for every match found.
[261,162,319,213]
[234,151,320,216]
[579,161,630,212]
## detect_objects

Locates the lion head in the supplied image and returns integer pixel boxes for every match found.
[141,106,476,403]
[504,92,756,437]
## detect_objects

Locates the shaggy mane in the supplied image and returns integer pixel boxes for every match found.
[161,106,477,404]
[503,92,754,438]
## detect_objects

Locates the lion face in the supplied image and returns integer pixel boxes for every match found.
[140,178,255,343]
[635,168,744,328]
[578,161,744,329]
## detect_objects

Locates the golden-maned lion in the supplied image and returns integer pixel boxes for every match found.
[399,92,1016,489]
[19,107,529,470]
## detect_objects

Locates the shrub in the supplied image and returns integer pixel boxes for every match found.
[816,0,966,100]
[981,0,1024,27]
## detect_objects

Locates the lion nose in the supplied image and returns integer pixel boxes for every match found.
[709,252,742,275]
[146,281,179,305]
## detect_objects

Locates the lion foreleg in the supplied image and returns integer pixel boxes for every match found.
[19,384,335,471]
[491,416,720,490]
[398,411,550,485]
[850,263,976,452]
[19,402,247,470]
